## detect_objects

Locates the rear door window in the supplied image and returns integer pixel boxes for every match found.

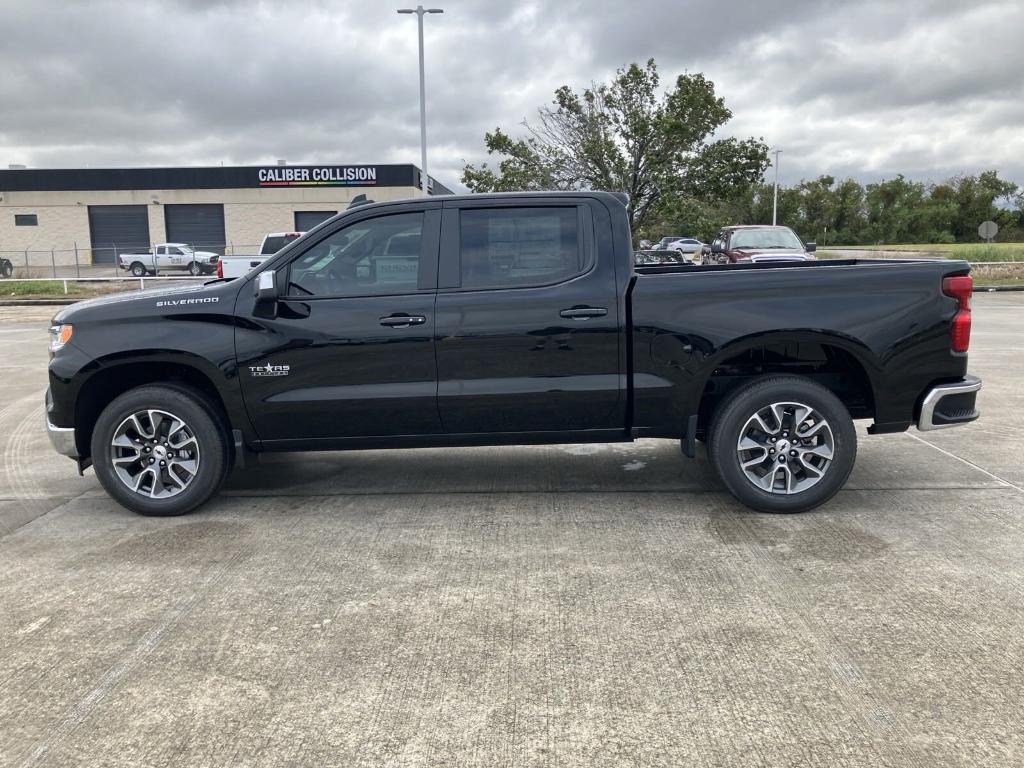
[458,207,583,289]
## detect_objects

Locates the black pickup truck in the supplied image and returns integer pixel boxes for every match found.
[45,192,980,516]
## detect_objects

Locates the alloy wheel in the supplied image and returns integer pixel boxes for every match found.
[735,401,834,494]
[110,409,201,498]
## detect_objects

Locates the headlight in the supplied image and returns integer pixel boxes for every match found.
[48,324,73,354]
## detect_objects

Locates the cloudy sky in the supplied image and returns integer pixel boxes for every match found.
[1,0,1021,191]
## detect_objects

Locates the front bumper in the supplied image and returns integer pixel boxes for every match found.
[45,387,78,458]
[46,415,78,458]
[917,375,981,431]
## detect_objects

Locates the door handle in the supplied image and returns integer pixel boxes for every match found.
[379,314,427,328]
[559,307,608,320]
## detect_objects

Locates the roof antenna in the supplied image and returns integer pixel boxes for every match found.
[347,194,375,209]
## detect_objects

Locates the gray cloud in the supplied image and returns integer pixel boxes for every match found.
[0,0,1021,191]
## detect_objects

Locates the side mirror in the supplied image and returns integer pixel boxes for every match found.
[710,241,724,254]
[805,242,817,253]
[255,270,278,303]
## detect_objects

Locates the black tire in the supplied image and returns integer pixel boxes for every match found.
[90,385,229,516]
[0,259,12,279]
[130,262,147,277]
[187,261,202,275]
[708,375,857,513]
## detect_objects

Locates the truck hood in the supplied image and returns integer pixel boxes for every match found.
[734,249,813,263]
[53,280,234,324]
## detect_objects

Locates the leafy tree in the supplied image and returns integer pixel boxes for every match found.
[863,176,928,243]
[948,171,1018,240]
[795,176,837,244]
[830,178,867,244]
[708,171,1023,245]
[461,59,769,234]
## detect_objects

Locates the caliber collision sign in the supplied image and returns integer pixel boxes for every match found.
[257,166,379,187]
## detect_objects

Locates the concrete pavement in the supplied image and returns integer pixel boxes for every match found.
[0,296,1022,767]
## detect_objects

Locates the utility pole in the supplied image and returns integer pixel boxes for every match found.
[397,6,444,195]
[771,148,782,226]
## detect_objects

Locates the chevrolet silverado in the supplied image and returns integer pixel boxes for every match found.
[45,192,980,516]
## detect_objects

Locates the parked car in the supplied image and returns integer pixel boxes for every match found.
[117,243,219,276]
[0,257,12,278]
[654,236,687,250]
[665,238,705,257]
[217,231,308,279]
[46,191,980,517]
[702,225,816,264]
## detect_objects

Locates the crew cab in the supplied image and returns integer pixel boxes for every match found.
[216,231,306,279]
[118,243,219,276]
[702,225,816,264]
[45,192,980,517]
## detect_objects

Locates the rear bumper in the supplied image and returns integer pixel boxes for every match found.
[917,375,981,431]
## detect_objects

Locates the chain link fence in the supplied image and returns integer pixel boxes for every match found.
[0,243,263,280]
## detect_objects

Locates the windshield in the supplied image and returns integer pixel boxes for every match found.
[730,228,803,250]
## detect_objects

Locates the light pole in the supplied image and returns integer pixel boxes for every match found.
[771,148,782,226]
[397,6,443,195]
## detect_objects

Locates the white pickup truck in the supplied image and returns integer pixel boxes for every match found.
[117,243,219,276]
[216,231,305,279]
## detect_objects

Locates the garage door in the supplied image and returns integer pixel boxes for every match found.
[164,204,226,254]
[88,205,150,264]
[294,210,337,231]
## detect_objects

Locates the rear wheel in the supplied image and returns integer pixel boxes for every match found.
[708,375,856,513]
[90,385,229,516]
[130,262,147,277]
[0,258,12,278]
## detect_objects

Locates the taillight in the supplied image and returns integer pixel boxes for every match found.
[942,275,972,353]
[216,259,223,279]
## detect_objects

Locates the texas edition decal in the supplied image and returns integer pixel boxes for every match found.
[249,364,290,377]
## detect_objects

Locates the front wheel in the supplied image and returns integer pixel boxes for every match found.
[708,375,857,513]
[90,385,229,516]
[187,261,203,275]
[0,259,12,278]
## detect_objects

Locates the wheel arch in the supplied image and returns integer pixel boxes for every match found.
[74,357,236,461]
[693,330,880,435]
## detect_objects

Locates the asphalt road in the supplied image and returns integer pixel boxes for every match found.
[1,296,1022,767]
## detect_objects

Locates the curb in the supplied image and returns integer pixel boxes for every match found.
[0,299,79,306]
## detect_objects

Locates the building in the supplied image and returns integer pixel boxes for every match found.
[0,164,452,265]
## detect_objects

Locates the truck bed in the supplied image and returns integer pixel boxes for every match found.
[629,257,971,436]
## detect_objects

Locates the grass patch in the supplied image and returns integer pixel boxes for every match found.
[3,281,86,297]
[974,277,1024,287]
[828,243,1024,261]
[945,245,1024,262]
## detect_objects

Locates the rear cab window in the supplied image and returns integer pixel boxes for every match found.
[261,234,303,254]
[457,206,588,290]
